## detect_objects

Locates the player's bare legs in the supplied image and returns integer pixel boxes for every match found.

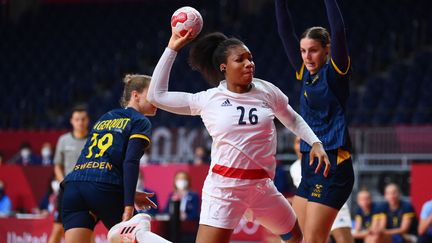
[303,202,338,243]
[331,227,354,243]
[292,196,308,231]
[47,223,64,243]
[196,224,233,243]
[65,228,93,243]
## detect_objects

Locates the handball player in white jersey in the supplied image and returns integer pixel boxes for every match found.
[290,136,353,243]
[147,28,331,243]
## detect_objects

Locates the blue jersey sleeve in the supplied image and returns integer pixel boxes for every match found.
[402,201,416,218]
[129,117,152,146]
[123,138,147,206]
[275,0,303,74]
[325,0,350,75]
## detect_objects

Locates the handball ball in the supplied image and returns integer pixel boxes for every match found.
[171,6,203,37]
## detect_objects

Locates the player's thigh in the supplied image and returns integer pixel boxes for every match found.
[304,201,338,243]
[199,185,248,230]
[196,224,233,243]
[292,195,308,231]
[65,228,93,243]
[252,181,297,235]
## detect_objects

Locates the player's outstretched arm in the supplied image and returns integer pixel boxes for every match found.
[275,0,302,72]
[325,0,349,73]
[147,29,200,116]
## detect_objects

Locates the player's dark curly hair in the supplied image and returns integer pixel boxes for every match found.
[188,32,244,86]
[300,26,330,48]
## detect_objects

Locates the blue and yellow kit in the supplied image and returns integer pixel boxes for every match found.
[295,60,354,210]
[355,202,383,230]
[297,60,351,153]
[62,107,151,230]
[66,107,151,185]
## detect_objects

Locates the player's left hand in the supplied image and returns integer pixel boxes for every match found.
[134,191,158,210]
[309,142,331,177]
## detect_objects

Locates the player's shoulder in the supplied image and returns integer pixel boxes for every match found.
[252,78,283,95]
[400,200,415,210]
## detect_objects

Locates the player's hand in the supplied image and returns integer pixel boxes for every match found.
[168,28,195,51]
[309,142,330,177]
[134,191,157,210]
[122,206,134,221]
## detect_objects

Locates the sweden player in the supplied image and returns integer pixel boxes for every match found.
[147,27,330,242]
[290,136,353,243]
[61,75,158,243]
[275,0,355,242]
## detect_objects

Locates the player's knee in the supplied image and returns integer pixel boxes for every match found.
[281,221,303,242]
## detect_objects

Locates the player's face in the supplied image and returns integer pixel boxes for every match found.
[300,38,329,75]
[357,191,371,210]
[70,111,89,133]
[223,45,255,92]
[384,185,400,205]
[138,88,157,116]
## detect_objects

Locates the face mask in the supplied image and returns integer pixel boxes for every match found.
[51,180,60,193]
[20,148,31,159]
[175,179,188,190]
[0,188,4,198]
[42,147,52,158]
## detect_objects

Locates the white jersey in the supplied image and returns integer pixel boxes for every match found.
[148,48,320,188]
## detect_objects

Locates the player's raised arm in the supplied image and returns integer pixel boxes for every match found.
[325,0,350,74]
[147,29,197,116]
[275,0,303,73]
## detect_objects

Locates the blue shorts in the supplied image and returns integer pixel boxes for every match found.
[62,181,124,231]
[296,148,354,210]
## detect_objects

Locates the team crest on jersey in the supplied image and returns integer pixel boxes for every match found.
[221,99,232,107]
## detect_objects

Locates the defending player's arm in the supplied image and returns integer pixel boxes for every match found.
[325,0,350,73]
[275,0,302,72]
[122,136,155,221]
[147,30,197,115]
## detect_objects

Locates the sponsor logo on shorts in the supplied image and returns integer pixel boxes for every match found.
[311,184,323,198]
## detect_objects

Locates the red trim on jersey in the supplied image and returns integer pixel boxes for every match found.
[212,164,270,179]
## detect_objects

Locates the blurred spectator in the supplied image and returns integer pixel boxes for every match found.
[40,142,54,166]
[165,171,199,221]
[10,142,41,165]
[367,183,418,243]
[0,151,3,166]
[418,199,432,243]
[49,105,89,243]
[353,189,383,242]
[0,180,12,217]
[36,178,59,217]
[136,172,159,216]
[192,146,210,165]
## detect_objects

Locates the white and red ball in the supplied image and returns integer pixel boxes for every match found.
[171,6,203,37]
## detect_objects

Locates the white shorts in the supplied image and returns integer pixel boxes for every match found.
[200,178,296,235]
[331,203,352,231]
